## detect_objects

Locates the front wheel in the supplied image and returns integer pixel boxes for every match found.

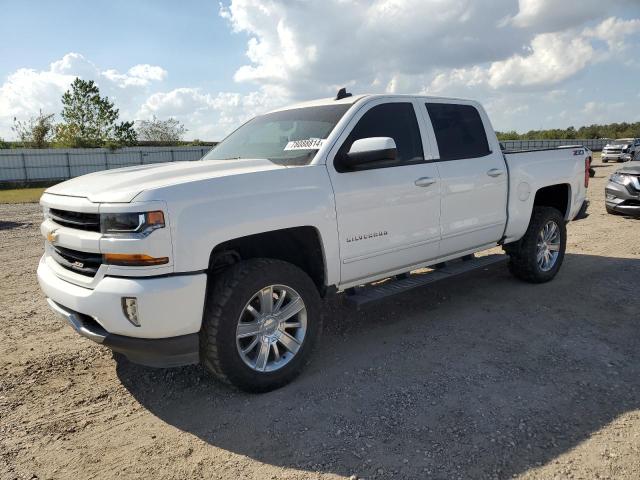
[200,258,322,392]
[504,207,567,283]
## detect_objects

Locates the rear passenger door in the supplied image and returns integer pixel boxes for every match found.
[422,101,508,256]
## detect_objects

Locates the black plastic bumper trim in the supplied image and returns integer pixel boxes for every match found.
[46,298,199,368]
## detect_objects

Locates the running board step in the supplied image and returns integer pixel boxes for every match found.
[344,254,507,309]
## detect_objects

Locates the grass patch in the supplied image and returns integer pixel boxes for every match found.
[0,187,46,204]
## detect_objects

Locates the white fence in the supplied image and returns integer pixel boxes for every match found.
[500,138,608,151]
[0,139,608,185]
[0,146,213,184]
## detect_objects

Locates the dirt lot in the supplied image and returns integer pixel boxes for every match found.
[1,159,639,480]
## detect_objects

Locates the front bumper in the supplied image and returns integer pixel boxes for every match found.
[47,299,199,367]
[605,182,640,216]
[38,256,207,367]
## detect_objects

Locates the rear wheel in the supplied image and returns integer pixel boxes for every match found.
[504,207,566,283]
[200,258,322,392]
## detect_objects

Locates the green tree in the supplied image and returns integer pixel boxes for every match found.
[135,116,187,143]
[55,78,137,147]
[12,110,55,148]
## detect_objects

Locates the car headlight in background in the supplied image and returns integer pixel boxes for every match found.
[610,172,631,186]
[101,211,165,236]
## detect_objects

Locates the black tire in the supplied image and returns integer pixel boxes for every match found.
[606,205,618,215]
[503,207,566,283]
[602,158,608,163]
[200,258,322,392]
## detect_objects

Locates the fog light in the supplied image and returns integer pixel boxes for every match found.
[122,297,140,327]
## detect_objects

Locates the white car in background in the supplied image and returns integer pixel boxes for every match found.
[602,138,640,163]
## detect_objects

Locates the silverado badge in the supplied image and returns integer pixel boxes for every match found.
[346,231,388,243]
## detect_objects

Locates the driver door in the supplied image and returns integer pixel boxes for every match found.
[326,99,441,285]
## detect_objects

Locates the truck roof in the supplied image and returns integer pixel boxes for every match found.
[268,93,477,114]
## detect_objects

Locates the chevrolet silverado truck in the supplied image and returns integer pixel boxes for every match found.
[38,92,591,392]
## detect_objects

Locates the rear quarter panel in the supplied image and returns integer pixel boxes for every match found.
[503,147,588,243]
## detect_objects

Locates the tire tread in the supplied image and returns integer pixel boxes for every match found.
[505,206,566,283]
[200,258,321,392]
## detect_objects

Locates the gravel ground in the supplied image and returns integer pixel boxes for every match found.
[1,160,639,480]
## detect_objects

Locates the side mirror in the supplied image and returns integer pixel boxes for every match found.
[342,137,397,169]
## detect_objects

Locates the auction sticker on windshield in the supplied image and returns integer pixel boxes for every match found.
[284,138,326,151]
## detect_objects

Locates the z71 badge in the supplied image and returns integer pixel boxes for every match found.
[346,231,388,243]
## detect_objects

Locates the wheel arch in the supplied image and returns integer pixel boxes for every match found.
[532,183,572,220]
[207,226,329,295]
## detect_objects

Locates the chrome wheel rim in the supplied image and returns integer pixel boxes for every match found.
[236,284,307,373]
[536,220,561,272]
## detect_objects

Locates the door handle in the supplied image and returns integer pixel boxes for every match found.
[414,177,437,187]
[487,168,505,177]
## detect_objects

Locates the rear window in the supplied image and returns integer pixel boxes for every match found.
[426,103,491,161]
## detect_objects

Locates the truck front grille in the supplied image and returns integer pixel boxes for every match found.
[51,245,102,277]
[49,209,100,232]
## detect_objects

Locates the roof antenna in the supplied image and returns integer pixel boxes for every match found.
[335,87,352,100]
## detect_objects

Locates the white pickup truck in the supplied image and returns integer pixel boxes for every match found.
[38,92,591,391]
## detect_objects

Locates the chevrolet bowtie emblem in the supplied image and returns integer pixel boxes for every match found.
[47,229,59,244]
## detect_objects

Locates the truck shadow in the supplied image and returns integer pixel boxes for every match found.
[117,253,640,479]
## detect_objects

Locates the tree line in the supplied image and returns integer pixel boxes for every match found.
[1,78,207,149]
[497,123,640,141]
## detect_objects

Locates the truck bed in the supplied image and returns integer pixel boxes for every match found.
[501,146,589,243]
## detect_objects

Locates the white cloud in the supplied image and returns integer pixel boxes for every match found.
[582,101,627,124]
[584,16,640,51]
[219,0,530,99]
[487,30,594,89]
[102,64,168,87]
[425,15,639,95]
[0,53,167,139]
[2,2,640,140]
[136,86,286,139]
[509,0,633,31]
[219,0,640,101]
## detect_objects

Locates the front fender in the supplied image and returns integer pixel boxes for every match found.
[135,165,341,286]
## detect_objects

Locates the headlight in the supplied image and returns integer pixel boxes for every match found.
[610,173,631,186]
[101,211,165,236]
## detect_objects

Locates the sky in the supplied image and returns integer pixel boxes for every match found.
[1,0,640,140]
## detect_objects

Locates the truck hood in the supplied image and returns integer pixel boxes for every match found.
[605,143,629,148]
[45,159,287,203]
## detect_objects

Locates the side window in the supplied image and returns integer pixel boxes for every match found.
[426,103,491,161]
[338,103,424,169]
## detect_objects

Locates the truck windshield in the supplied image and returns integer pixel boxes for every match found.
[203,104,352,166]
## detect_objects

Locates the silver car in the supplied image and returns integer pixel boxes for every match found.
[602,138,640,163]
[606,161,640,216]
